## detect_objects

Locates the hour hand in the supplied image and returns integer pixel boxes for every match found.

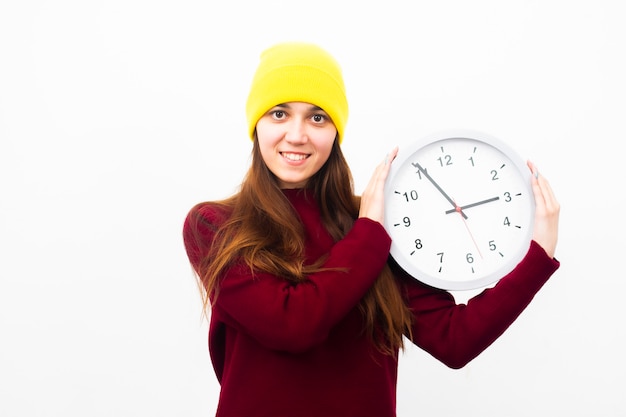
[445,196,500,215]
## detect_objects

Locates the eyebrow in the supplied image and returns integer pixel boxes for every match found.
[274,103,324,111]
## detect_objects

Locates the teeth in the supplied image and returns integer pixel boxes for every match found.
[282,152,308,161]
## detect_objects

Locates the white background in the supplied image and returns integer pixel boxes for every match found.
[1,1,624,416]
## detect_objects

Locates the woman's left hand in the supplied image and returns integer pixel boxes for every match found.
[527,161,560,258]
[358,147,398,224]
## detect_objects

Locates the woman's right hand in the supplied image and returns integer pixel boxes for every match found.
[359,147,398,224]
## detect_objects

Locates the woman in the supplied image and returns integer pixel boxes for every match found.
[183,42,560,417]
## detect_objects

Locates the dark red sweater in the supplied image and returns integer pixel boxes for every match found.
[183,189,559,417]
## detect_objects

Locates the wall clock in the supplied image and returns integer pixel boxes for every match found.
[384,130,535,291]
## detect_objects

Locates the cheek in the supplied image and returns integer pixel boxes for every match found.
[320,143,334,162]
[258,142,276,168]
[255,119,280,144]
[256,128,279,157]
[316,132,336,160]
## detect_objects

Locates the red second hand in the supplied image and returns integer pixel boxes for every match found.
[454,202,484,259]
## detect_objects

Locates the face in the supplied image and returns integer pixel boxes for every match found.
[255,102,337,189]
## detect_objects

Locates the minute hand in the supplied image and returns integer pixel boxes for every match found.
[445,196,500,214]
[413,161,468,219]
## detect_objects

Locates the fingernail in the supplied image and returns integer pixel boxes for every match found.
[384,154,389,165]
[534,170,539,179]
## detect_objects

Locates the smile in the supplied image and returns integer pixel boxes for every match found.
[280,152,310,161]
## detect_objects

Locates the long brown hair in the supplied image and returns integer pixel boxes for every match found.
[193,137,413,355]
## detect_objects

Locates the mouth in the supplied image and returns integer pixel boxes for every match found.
[280,152,310,161]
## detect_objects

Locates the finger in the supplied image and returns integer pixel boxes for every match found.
[528,161,560,212]
[378,146,399,182]
[528,160,546,208]
[526,160,539,180]
[529,161,559,212]
[385,146,399,166]
[359,147,399,221]
[367,147,398,189]
[538,176,560,215]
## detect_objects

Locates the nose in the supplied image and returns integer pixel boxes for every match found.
[284,119,308,144]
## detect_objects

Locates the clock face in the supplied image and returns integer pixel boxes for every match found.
[384,130,535,290]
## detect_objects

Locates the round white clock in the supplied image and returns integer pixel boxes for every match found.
[384,130,535,291]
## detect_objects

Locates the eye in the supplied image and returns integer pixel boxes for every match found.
[311,114,327,123]
[271,110,286,120]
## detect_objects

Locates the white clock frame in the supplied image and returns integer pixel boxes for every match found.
[384,129,535,291]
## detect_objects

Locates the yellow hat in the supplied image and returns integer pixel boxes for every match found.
[245,42,349,143]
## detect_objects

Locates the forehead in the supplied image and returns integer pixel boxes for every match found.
[271,102,325,112]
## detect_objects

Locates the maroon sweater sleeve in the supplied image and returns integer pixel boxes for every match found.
[183,202,392,353]
[398,240,560,369]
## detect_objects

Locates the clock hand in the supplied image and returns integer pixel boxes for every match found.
[413,161,468,219]
[453,198,484,260]
[444,196,500,215]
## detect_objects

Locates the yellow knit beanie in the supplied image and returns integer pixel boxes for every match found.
[245,42,349,143]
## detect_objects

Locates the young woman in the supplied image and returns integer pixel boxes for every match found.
[183,42,560,417]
